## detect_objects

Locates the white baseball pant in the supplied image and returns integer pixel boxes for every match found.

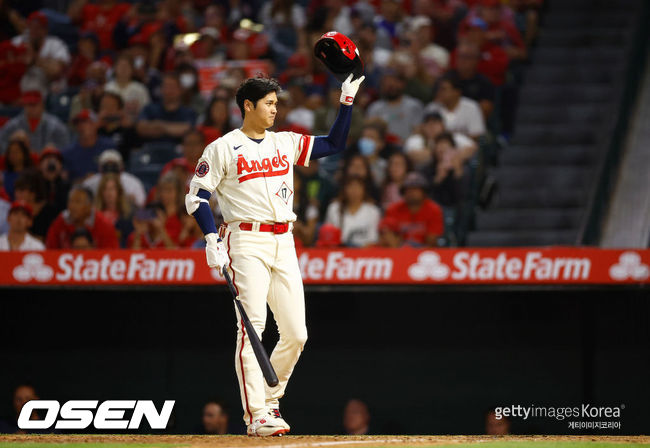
[223,223,307,424]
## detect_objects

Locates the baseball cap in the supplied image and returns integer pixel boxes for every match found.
[40,145,63,162]
[21,90,43,105]
[400,172,429,193]
[27,11,48,27]
[73,109,97,123]
[9,200,33,218]
[98,149,123,167]
[468,17,488,30]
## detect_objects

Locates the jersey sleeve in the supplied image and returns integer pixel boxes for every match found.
[189,139,228,192]
[287,132,315,167]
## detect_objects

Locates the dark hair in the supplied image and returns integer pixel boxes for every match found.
[14,169,46,202]
[70,227,94,245]
[4,140,33,172]
[162,71,181,86]
[69,185,94,203]
[184,128,206,144]
[435,131,456,147]
[439,73,463,92]
[362,118,388,140]
[383,152,412,188]
[203,97,231,134]
[204,398,229,415]
[100,91,124,109]
[235,76,281,118]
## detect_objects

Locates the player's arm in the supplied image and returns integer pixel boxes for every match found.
[310,74,365,160]
[185,145,229,273]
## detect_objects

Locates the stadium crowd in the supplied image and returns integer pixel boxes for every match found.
[0,0,542,250]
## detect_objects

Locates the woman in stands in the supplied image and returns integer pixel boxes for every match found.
[324,175,381,248]
[2,140,34,201]
[381,152,412,211]
[95,173,133,247]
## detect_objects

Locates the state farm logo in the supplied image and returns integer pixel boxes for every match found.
[13,253,54,282]
[13,253,195,283]
[408,251,450,281]
[609,252,649,281]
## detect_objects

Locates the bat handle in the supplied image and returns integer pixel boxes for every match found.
[222,266,239,298]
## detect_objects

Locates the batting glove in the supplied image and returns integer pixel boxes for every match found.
[205,233,229,273]
[340,74,365,106]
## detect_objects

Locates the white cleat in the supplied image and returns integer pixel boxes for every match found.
[268,408,291,431]
[247,413,290,437]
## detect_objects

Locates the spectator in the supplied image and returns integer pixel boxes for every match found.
[161,129,205,184]
[83,150,146,208]
[342,399,371,435]
[68,61,108,120]
[67,31,100,87]
[63,109,114,182]
[404,112,478,170]
[373,0,404,50]
[70,227,95,249]
[95,172,133,247]
[0,384,42,434]
[0,40,27,105]
[455,17,509,87]
[486,408,511,435]
[0,90,69,153]
[380,172,444,247]
[129,173,184,249]
[0,201,45,250]
[292,172,319,247]
[67,0,131,51]
[366,71,424,143]
[258,0,306,67]
[38,146,71,214]
[381,152,411,210]
[177,63,205,117]
[136,72,197,145]
[0,184,9,235]
[407,15,449,81]
[199,96,233,141]
[429,132,467,207]
[13,170,58,241]
[201,399,230,435]
[340,154,380,204]
[315,223,342,248]
[104,54,151,120]
[46,185,119,249]
[352,120,393,187]
[425,75,486,139]
[478,0,527,61]
[324,175,380,247]
[96,92,138,162]
[12,11,71,83]
[2,139,33,200]
[441,41,496,119]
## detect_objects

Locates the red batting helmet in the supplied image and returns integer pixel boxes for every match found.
[314,31,364,82]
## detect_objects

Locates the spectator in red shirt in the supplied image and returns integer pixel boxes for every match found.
[67,32,100,87]
[478,0,527,61]
[379,172,444,247]
[0,40,27,105]
[67,0,131,51]
[46,185,119,249]
[453,17,509,86]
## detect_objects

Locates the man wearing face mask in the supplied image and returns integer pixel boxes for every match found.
[365,71,424,143]
[136,72,197,145]
[177,63,206,116]
[350,119,399,187]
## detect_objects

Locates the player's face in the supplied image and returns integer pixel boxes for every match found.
[252,92,278,129]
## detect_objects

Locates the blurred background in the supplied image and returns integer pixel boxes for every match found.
[0,0,648,438]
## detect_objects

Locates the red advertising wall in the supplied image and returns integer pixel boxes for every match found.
[1,248,648,286]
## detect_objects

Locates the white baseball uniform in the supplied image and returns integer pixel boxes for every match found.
[189,128,314,424]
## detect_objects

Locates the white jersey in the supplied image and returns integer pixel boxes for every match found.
[189,128,314,224]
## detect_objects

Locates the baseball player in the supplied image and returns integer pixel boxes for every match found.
[185,53,364,434]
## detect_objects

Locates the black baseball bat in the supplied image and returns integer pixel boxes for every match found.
[222,266,279,387]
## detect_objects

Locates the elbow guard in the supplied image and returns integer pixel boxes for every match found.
[185,186,210,215]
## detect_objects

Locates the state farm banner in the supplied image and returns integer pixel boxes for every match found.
[0,248,648,287]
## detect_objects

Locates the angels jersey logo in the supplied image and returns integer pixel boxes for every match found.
[236,149,290,183]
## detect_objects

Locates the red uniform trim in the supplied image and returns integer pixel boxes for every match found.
[297,135,311,166]
[227,233,250,423]
[239,222,289,234]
